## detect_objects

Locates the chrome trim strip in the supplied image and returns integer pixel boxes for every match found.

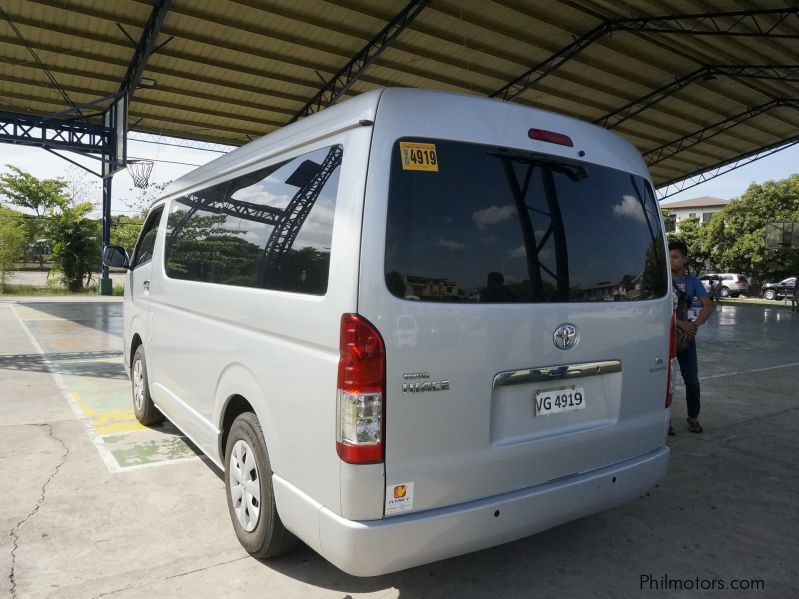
[492,360,622,388]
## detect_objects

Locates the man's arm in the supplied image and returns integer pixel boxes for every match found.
[694,295,715,327]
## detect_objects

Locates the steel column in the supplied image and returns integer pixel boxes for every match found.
[100,175,112,293]
[120,0,172,101]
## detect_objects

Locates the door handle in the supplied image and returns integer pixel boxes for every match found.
[143,280,150,291]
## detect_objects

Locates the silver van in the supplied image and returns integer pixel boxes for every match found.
[104,88,673,576]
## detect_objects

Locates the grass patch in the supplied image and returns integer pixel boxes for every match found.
[91,284,125,296]
[0,283,124,296]
[719,297,788,307]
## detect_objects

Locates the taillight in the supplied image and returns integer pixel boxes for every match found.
[528,128,574,147]
[666,312,676,408]
[336,314,385,464]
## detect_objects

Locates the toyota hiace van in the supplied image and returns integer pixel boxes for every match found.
[104,88,673,576]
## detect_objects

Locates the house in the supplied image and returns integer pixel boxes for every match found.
[403,274,461,300]
[659,196,729,232]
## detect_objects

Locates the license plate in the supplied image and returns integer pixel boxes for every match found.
[535,385,586,416]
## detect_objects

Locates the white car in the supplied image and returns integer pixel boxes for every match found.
[103,88,672,576]
[702,273,749,297]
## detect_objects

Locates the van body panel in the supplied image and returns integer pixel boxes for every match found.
[339,462,385,521]
[146,127,376,516]
[357,89,670,514]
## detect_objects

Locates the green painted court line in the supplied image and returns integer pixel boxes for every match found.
[13,303,203,472]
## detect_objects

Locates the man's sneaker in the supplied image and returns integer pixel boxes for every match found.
[687,417,703,433]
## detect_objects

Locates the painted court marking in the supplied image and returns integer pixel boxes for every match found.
[699,361,799,381]
[11,303,202,473]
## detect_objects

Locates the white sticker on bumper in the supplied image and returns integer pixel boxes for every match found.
[386,482,414,515]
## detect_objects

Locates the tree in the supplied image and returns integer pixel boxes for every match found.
[110,214,145,250]
[0,165,65,216]
[125,181,170,216]
[47,200,101,291]
[703,174,799,284]
[62,165,100,209]
[0,165,67,265]
[667,217,709,275]
[0,206,27,291]
[112,180,169,251]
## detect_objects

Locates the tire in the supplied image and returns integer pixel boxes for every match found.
[763,289,776,301]
[719,286,730,298]
[131,345,165,426]
[224,412,298,559]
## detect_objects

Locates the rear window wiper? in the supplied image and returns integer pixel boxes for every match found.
[489,150,590,182]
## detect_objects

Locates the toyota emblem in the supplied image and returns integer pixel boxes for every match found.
[553,324,579,350]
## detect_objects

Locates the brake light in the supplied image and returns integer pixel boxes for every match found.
[528,128,574,147]
[666,312,676,408]
[336,314,385,464]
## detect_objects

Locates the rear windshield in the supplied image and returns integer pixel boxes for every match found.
[385,139,667,303]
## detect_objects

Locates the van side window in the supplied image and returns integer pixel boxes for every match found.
[165,181,229,283]
[132,207,163,268]
[164,145,342,295]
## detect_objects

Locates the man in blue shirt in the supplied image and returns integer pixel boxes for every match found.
[669,240,715,434]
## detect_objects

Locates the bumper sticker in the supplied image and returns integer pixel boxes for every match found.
[386,481,415,515]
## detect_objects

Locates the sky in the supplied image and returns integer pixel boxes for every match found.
[0,135,797,215]
[0,137,231,218]
[659,143,799,206]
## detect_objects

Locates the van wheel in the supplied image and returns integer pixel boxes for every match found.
[719,287,730,298]
[131,345,164,426]
[225,413,298,558]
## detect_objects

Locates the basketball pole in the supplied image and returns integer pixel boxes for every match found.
[100,173,113,296]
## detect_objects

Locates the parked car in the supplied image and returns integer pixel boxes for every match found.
[700,273,748,297]
[761,277,797,300]
[102,88,672,577]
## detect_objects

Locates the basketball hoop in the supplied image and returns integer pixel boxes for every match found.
[127,159,154,189]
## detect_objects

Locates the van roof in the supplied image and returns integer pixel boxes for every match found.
[163,88,649,200]
[163,88,385,199]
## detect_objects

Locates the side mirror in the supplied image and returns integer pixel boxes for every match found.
[102,245,130,269]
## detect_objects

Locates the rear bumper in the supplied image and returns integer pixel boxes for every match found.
[273,446,669,577]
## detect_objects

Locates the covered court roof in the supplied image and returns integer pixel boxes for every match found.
[1,0,798,194]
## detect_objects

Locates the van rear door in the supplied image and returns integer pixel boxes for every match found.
[357,137,671,515]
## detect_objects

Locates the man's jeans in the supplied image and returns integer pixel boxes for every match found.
[676,339,700,419]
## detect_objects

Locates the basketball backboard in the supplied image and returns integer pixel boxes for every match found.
[764,222,799,250]
[102,93,127,178]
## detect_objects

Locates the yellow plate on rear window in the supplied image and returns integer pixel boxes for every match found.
[399,142,439,172]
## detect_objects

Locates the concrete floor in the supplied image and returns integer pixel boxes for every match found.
[1,298,797,598]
